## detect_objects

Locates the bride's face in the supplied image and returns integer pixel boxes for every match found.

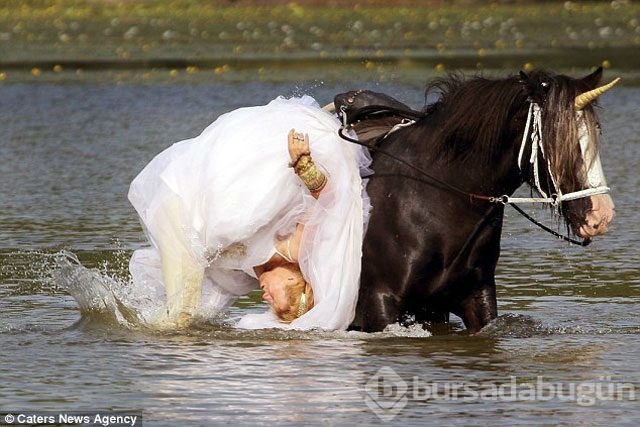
[258,266,300,313]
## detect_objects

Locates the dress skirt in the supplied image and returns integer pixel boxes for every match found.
[128,96,371,330]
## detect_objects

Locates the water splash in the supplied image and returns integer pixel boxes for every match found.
[381,322,433,338]
[51,250,146,327]
[48,250,245,333]
[478,313,551,338]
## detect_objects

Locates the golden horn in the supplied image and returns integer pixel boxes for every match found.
[575,77,621,110]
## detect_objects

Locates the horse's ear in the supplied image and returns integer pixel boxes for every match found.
[519,70,543,102]
[581,66,603,89]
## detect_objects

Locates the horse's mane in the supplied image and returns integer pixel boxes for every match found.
[535,71,601,192]
[419,71,601,194]
[420,73,525,164]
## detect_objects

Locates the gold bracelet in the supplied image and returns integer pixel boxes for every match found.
[289,151,311,168]
[308,173,328,193]
[293,154,313,174]
[291,154,327,192]
[298,162,327,192]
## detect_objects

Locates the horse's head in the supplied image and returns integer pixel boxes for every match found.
[519,67,616,240]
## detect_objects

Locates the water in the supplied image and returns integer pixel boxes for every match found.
[1,72,639,426]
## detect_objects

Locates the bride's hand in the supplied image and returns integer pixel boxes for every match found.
[288,129,310,164]
[288,128,326,198]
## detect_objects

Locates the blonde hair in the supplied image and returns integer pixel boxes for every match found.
[273,265,315,323]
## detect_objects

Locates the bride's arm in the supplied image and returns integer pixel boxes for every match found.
[253,129,328,275]
[280,128,329,262]
[288,129,327,198]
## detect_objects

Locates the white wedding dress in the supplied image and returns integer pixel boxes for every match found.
[128,96,371,330]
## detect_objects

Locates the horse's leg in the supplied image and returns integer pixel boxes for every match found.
[354,239,406,332]
[353,285,402,332]
[447,208,503,333]
[457,280,498,333]
[414,307,449,324]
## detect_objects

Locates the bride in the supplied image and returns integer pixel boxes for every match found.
[128,96,371,330]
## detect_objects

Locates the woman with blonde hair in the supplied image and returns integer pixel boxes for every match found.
[128,96,370,330]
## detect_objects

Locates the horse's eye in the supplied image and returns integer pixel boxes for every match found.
[540,82,551,92]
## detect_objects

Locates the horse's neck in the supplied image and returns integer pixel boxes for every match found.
[406,119,524,198]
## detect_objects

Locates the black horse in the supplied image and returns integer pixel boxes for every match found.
[340,68,616,333]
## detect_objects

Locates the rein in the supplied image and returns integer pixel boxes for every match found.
[336,104,601,247]
[338,125,474,199]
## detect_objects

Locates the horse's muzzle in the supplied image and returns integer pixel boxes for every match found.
[577,193,615,238]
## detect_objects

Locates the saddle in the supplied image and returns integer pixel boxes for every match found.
[333,90,424,147]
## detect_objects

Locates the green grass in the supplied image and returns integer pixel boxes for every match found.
[2,1,639,82]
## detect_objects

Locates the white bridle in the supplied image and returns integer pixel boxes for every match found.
[508,102,610,208]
